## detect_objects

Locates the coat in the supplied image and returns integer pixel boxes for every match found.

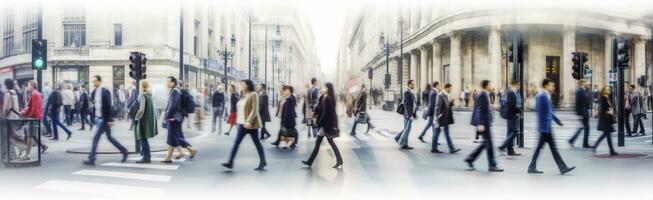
[535,90,561,133]
[597,95,615,132]
[22,90,43,119]
[316,95,338,137]
[258,91,271,122]
[471,91,493,127]
[435,92,454,125]
[164,88,184,122]
[424,89,438,118]
[575,88,590,116]
[279,95,297,129]
[240,92,262,129]
[229,93,240,113]
[506,89,522,119]
[91,87,114,123]
[134,92,158,140]
[46,90,63,114]
[402,89,417,119]
[629,91,645,116]
[354,90,368,113]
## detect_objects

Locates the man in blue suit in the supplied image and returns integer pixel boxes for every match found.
[569,80,591,148]
[498,81,523,155]
[528,78,575,175]
[395,80,417,150]
[83,75,128,166]
[465,80,503,172]
[418,81,439,143]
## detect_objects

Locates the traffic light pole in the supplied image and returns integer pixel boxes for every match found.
[37,2,43,92]
[614,39,625,147]
[512,31,525,148]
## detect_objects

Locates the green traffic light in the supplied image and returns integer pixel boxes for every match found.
[34,58,44,68]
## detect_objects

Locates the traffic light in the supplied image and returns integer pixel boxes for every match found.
[129,52,141,80]
[616,38,631,68]
[32,39,47,70]
[572,52,582,80]
[638,75,647,87]
[140,53,147,79]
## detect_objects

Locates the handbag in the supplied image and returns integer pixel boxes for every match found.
[396,103,405,115]
[324,127,340,138]
[355,112,368,123]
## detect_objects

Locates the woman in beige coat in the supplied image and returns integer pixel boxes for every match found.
[222,79,267,170]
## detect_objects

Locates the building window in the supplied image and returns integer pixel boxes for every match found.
[63,24,86,47]
[3,8,15,56]
[22,29,37,53]
[3,36,13,57]
[194,20,199,56]
[114,24,122,46]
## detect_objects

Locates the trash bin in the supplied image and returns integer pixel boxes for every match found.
[0,118,41,167]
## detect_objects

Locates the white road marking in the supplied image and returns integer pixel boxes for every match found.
[72,170,172,182]
[101,162,180,170]
[35,180,165,199]
[127,157,187,162]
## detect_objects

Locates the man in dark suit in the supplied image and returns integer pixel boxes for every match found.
[83,75,128,166]
[569,80,591,147]
[418,81,439,143]
[465,80,503,172]
[211,86,225,133]
[432,83,461,153]
[350,84,374,136]
[258,83,271,139]
[395,80,417,150]
[78,85,91,130]
[499,81,523,155]
[306,78,320,137]
[529,78,575,175]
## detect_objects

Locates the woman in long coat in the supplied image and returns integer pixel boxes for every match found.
[134,80,158,163]
[595,85,618,156]
[302,82,343,169]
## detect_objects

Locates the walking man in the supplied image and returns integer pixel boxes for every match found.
[432,83,461,153]
[499,81,523,155]
[83,75,128,165]
[465,80,503,172]
[528,78,576,175]
[418,81,439,143]
[569,80,591,147]
[350,84,374,136]
[306,78,320,137]
[211,86,225,134]
[257,84,272,139]
[395,80,417,150]
[628,84,646,136]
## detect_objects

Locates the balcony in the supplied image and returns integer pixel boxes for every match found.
[53,47,89,56]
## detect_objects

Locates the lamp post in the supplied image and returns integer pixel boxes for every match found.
[271,25,282,106]
[379,32,397,111]
[398,18,405,101]
[218,34,236,96]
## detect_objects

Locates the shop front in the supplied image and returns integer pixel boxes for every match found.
[53,65,89,86]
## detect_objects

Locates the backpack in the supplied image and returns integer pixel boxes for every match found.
[180,89,196,114]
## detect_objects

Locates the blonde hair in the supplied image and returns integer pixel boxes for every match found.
[140,80,150,93]
[600,85,610,97]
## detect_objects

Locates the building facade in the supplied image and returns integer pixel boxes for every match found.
[0,0,319,94]
[337,1,653,108]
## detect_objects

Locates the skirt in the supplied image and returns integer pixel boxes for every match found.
[227,112,237,125]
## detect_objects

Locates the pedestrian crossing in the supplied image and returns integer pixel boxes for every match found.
[34,154,188,199]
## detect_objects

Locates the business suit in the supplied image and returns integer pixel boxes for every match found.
[432,92,459,152]
[418,89,438,140]
[258,91,272,139]
[350,89,373,135]
[528,90,574,174]
[47,90,72,140]
[465,91,498,169]
[595,95,618,155]
[211,91,225,133]
[629,91,645,135]
[499,88,523,154]
[570,87,591,147]
[86,87,128,165]
[306,86,320,137]
[78,91,91,130]
[395,88,417,148]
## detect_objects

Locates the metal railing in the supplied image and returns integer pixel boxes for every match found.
[0,118,41,167]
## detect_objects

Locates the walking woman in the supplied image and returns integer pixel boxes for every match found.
[595,85,618,156]
[222,79,267,170]
[224,84,240,135]
[162,76,197,163]
[134,80,158,163]
[302,82,343,169]
[271,85,298,149]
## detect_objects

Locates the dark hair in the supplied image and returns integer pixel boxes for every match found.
[282,85,294,94]
[542,78,554,88]
[311,78,317,85]
[94,75,102,82]
[4,78,14,90]
[444,83,452,88]
[511,80,520,85]
[481,80,490,89]
[260,83,267,90]
[433,81,440,88]
[168,76,178,86]
[324,82,336,105]
[425,83,432,91]
[242,79,255,92]
[407,80,414,85]
[630,84,636,89]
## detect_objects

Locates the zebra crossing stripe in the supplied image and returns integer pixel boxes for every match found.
[35,180,166,199]
[72,170,172,182]
[127,157,187,162]
[101,162,180,170]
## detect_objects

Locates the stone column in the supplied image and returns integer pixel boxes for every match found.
[432,39,442,83]
[410,51,418,83]
[562,26,576,107]
[604,32,615,84]
[634,36,647,83]
[488,26,502,88]
[420,46,429,90]
[450,32,462,104]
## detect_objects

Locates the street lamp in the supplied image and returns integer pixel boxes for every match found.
[271,25,282,106]
[218,34,236,96]
[379,32,397,90]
